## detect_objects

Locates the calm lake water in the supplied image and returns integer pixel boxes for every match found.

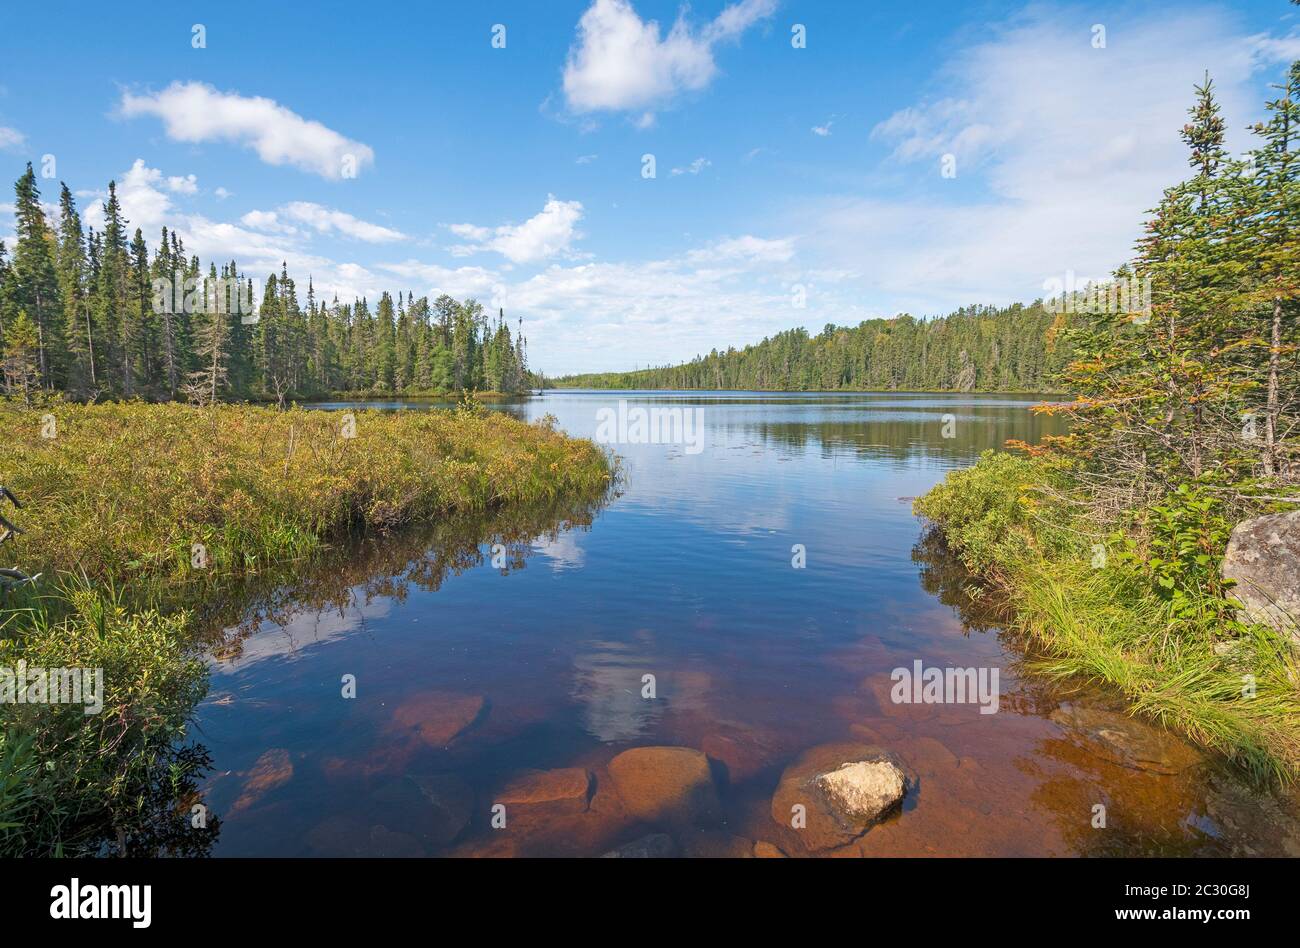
[194,391,1298,857]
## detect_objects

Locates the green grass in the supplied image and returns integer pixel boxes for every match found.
[916,450,1300,783]
[0,397,615,854]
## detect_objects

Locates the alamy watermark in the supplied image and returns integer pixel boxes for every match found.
[890,660,999,714]
[1,661,104,715]
[594,400,705,455]
[1043,270,1151,321]
[152,271,259,323]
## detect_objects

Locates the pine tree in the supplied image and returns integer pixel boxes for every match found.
[1245,60,1300,476]
[11,163,64,387]
[55,184,95,395]
[95,181,133,397]
[2,309,42,404]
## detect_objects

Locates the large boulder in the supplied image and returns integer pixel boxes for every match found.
[770,743,908,852]
[1222,511,1300,640]
[605,746,719,826]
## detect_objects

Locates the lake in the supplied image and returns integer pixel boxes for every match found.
[194,391,1298,857]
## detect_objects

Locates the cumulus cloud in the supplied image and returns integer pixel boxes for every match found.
[119,81,375,180]
[83,159,176,236]
[562,0,775,119]
[166,173,198,194]
[811,121,833,137]
[449,196,584,263]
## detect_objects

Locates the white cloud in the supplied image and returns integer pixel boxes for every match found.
[671,157,710,176]
[83,159,176,236]
[811,121,833,137]
[449,196,584,263]
[375,260,500,301]
[119,81,375,180]
[0,127,25,151]
[687,234,795,264]
[166,173,198,194]
[261,201,405,243]
[576,153,599,164]
[810,6,1297,315]
[214,187,233,200]
[240,209,295,234]
[562,0,775,119]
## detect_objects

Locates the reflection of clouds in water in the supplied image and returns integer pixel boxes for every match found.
[534,531,585,572]
[570,638,661,743]
[211,594,393,675]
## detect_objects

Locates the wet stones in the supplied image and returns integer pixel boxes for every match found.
[770,742,908,852]
[605,746,720,826]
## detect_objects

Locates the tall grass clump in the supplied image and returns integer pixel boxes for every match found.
[1,399,612,584]
[916,450,1300,783]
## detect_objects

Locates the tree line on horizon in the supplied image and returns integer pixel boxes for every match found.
[0,165,530,404]
[550,302,1080,393]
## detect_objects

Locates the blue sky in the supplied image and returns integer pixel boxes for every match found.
[0,0,1294,374]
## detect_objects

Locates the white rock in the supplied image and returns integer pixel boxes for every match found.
[814,759,905,821]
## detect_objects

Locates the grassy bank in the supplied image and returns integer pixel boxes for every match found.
[915,452,1300,784]
[0,399,613,854]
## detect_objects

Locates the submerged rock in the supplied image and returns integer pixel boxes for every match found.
[770,742,908,852]
[1048,704,1201,775]
[602,833,677,858]
[389,692,487,748]
[752,840,787,858]
[606,746,719,825]
[1222,510,1300,640]
[231,748,293,813]
[495,767,592,813]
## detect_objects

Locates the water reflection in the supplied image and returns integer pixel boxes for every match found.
[188,392,1300,857]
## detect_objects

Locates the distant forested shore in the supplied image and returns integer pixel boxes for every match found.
[547,302,1078,393]
[0,165,532,406]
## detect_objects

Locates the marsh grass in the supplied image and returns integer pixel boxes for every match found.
[2,399,611,582]
[917,450,1300,783]
[0,398,614,854]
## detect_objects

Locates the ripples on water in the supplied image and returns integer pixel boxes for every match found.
[190,392,1298,857]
